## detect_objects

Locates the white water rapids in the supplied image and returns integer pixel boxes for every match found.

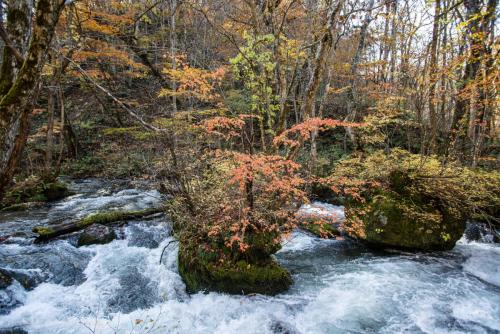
[0,180,499,334]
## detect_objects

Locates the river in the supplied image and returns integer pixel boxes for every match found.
[0,179,499,334]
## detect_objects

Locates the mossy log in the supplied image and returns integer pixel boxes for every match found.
[33,207,163,240]
[300,222,340,239]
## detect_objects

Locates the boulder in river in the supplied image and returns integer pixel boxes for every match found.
[345,188,466,251]
[178,241,292,295]
[329,150,474,251]
[1,176,70,208]
[77,224,117,247]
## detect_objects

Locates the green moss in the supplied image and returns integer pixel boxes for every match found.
[178,242,292,295]
[78,208,162,228]
[347,191,464,250]
[2,177,69,207]
[32,226,54,237]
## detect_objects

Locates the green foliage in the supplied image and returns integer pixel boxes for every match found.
[230,32,280,132]
[358,97,420,152]
[224,89,252,115]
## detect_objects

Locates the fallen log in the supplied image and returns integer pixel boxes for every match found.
[33,207,163,240]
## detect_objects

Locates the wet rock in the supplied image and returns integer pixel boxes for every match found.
[0,243,91,286]
[107,267,159,313]
[270,320,301,334]
[126,224,163,248]
[44,182,71,201]
[77,224,117,247]
[465,222,499,243]
[465,223,482,242]
[0,327,28,334]
[0,269,44,291]
[0,270,12,289]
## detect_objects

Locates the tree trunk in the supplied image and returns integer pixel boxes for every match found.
[344,0,375,149]
[301,0,345,121]
[427,0,441,154]
[445,0,491,163]
[0,0,66,200]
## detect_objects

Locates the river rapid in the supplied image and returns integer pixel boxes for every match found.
[0,180,499,334]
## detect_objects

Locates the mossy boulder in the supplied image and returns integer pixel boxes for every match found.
[330,150,476,251]
[346,190,465,250]
[2,177,70,207]
[178,242,292,295]
[77,224,117,247]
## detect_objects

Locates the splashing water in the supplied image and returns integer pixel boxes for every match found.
[0,180,499,334]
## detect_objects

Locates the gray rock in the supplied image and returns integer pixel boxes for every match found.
[0,242,92,287]
[78,224,117,247]
[465,223,482,242]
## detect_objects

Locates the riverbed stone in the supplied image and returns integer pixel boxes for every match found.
[77,224,117,247]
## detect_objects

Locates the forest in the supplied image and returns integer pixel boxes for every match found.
[0,0,499,333]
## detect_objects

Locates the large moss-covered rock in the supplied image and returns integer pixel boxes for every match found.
[2,177,70,207]
[331,150,475,251]
[346,190,465,250]
[178,242,292,295]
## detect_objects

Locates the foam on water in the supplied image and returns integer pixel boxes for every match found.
[1,186,499,334]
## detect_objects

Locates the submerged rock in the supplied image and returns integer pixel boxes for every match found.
[77,224,117,247]
[0,328,28,334]
[107,267,159,313]
[178,243,292,295]
[1,242,91,287]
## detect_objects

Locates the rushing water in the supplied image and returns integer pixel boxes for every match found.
[0,180,499,334]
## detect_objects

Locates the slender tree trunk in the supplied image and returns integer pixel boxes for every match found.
[427,0,441,154]
[170,0,178,113]
[446,0,490,163]
[344,0,375,149]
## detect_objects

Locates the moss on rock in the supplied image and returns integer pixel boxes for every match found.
[178,242,292,295]
[2,176,70,207]
[346,190,465,250]
[331,150,476,251]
